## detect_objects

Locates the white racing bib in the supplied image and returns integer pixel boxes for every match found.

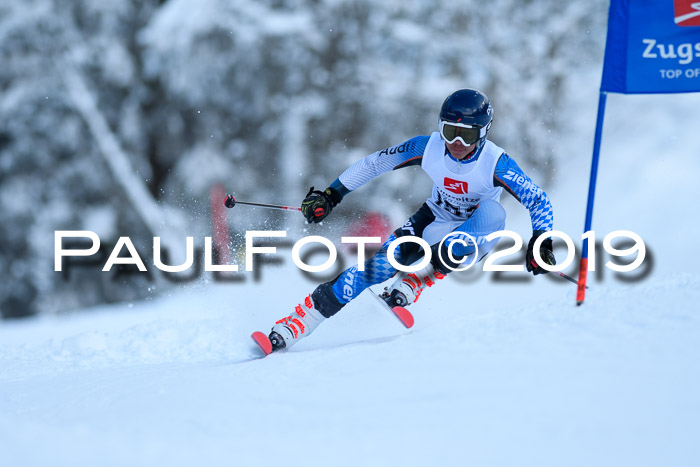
[421,132,504,218]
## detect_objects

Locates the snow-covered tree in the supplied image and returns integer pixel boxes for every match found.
[0,0,607,317]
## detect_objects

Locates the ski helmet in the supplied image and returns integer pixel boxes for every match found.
[439,89,493,145]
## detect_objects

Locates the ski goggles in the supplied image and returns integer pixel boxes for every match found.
[439,121,489,145]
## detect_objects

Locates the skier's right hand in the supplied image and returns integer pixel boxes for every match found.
[301,186,341,223]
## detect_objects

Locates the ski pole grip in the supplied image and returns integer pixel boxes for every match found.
[224,194,236,208]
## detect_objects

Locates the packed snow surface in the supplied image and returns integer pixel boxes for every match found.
[1,271,699,467]
[2,88,700,467]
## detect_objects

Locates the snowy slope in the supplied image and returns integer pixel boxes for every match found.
[2,85,700,466]
[1,270,699,467]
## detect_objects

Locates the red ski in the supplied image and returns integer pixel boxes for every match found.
[369,291,415,328]
[251,331,273,356]
[251,292,413,358]
[390,305,414,328]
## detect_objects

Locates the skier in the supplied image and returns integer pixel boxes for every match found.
[266,88,555,351]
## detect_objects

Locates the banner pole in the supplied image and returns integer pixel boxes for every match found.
[576,90,608,305]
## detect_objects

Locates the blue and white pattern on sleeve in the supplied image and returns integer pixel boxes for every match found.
[493,154,553,231]
[338,136,429,191]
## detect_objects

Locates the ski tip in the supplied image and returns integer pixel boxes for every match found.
[251,331,273,356]
[391,306,414,329]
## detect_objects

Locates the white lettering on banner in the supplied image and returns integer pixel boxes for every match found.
[659,68,700,79]
[642,39,700,65]
[660,69,684,78]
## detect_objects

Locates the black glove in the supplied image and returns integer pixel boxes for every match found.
[429,241,464,276]
[301,186,341,223]
[526,230,556,275]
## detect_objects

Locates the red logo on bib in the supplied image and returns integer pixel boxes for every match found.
[675,0,700,26]
[443,178,468,194]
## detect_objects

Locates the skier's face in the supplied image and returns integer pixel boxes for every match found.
[445,139,476,160]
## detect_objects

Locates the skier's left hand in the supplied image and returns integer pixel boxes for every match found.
[526,230,556,275]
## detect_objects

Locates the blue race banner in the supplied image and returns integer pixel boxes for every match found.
[601,0,700,93]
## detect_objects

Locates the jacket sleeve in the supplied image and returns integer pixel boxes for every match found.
[493,153,553,232]
[331,136,430,198]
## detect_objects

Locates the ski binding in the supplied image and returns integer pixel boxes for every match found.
[369,291,415,328]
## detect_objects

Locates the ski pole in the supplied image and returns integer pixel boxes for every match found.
[556,271,589,289]
[224,194,301,212]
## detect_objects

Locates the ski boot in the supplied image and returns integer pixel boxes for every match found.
[269,294,326,351]
[380,263,446,307]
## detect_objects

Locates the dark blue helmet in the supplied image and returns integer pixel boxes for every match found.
[439,89,493,137]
